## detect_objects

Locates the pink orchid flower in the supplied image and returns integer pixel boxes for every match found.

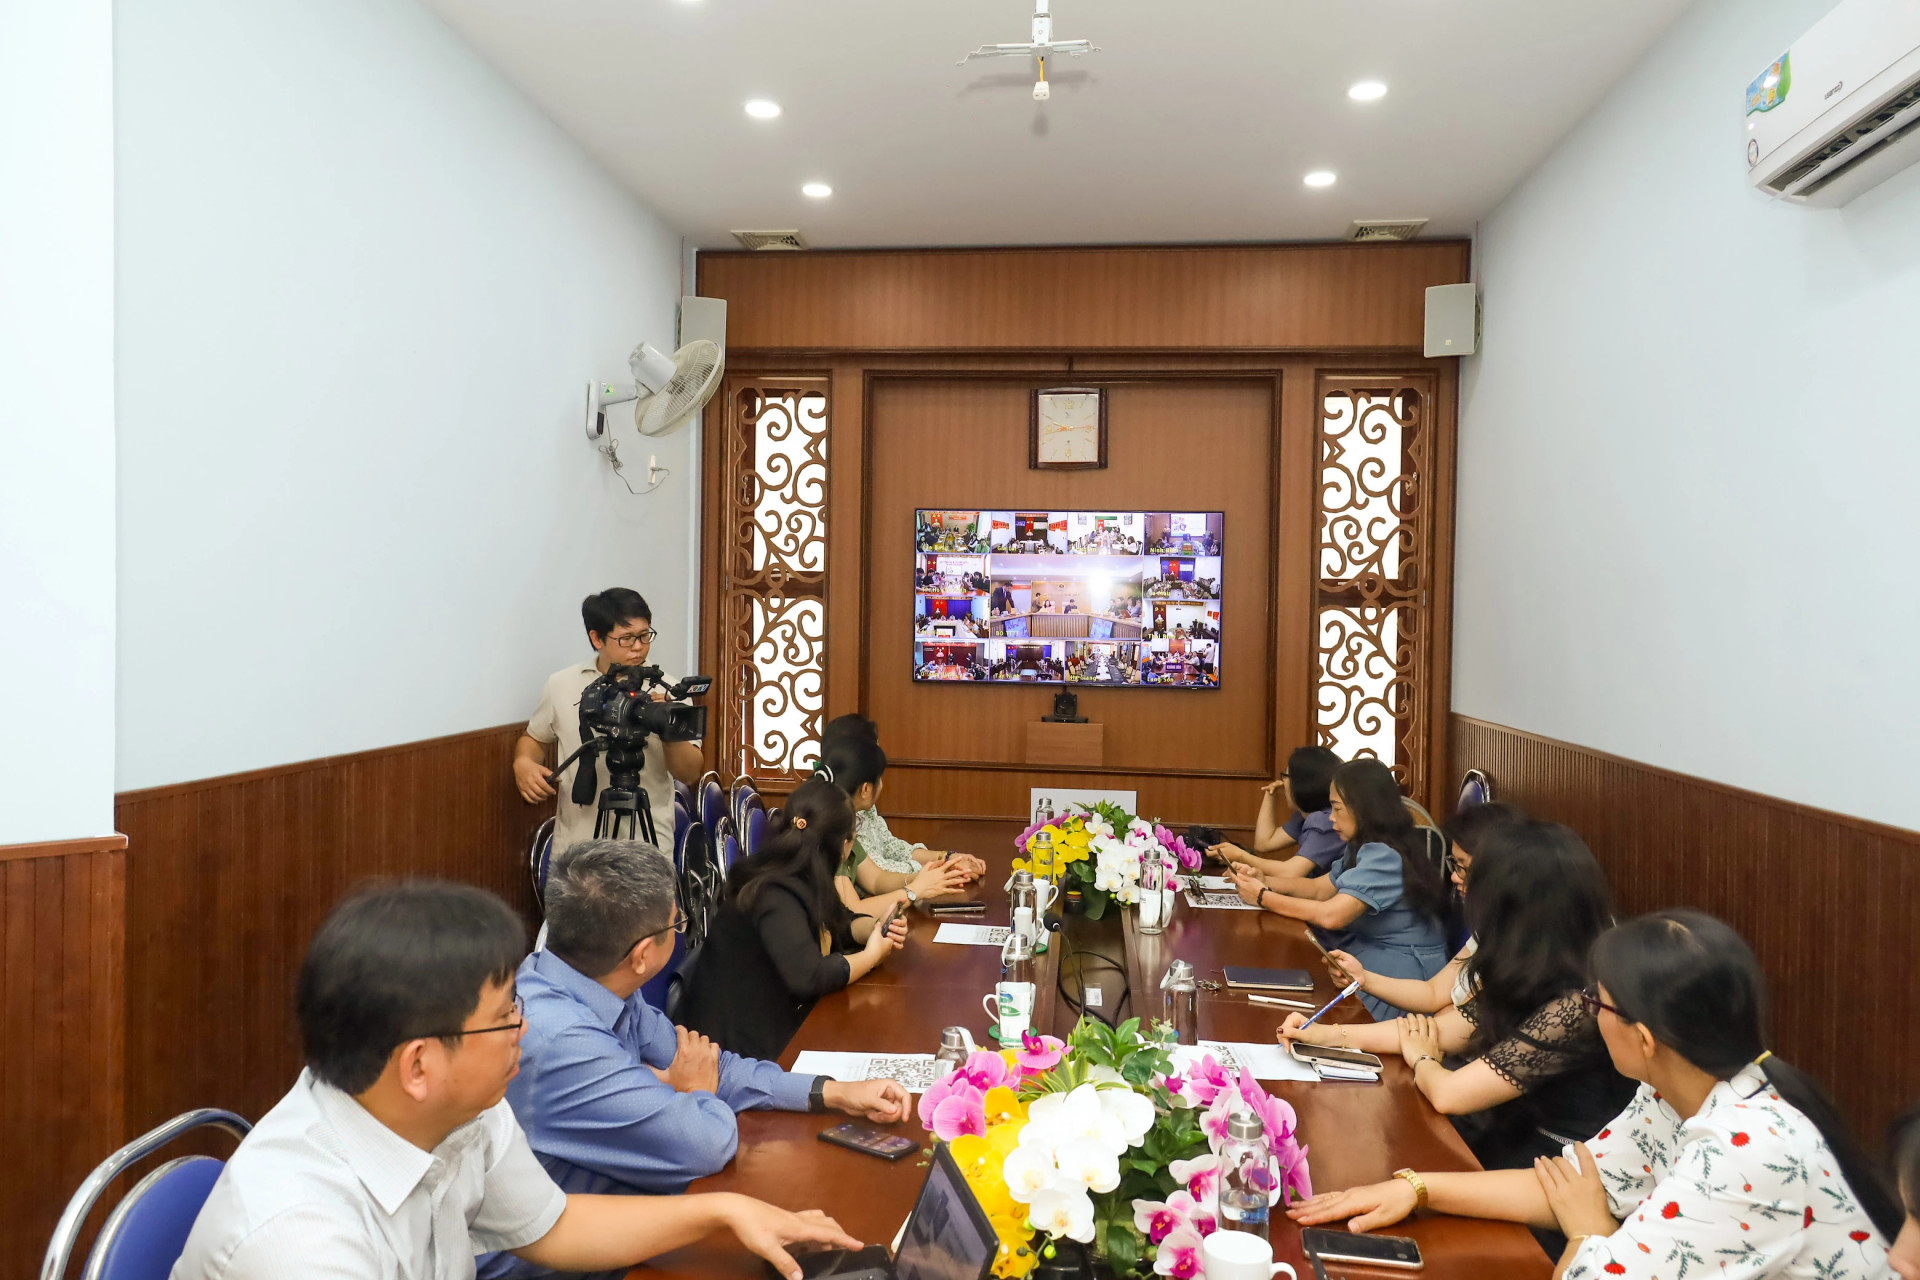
[1171,1155,1220,1209]
[960,1049,1009,1090]
[1152,1227,1205,1280]
[1012,818,1049,856]
[929,1086,988,1141]
[1200,1091,1238,1148]
[1183,1054,1232,1107]
[1130,1198,1187,1245]
[1016,1031,1065,1073]
[918,1069,982,1128]
[1278,1139,1314,1204]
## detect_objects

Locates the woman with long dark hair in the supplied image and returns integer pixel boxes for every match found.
[679,780,908,1060]
[1213,745,1347,879]
[1236,758,1451,1019]
[815,716,982,918]
[1317,800,1526,1013]
[1290,911,1900,1280]
[1283,819,1634,1172]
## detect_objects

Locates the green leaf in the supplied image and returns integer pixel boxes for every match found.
[1129,1157,1159,1175]
[1084,893,1108,920]
[1105,1221,1141,1270]
[1121,1055,1157,1087]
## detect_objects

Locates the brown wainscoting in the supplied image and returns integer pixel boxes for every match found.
[116,724,542,1143]
[1449,714,1920,1155]
[1,842,126,1280]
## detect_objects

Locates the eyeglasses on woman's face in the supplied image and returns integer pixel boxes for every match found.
[1579,986,1626,1020]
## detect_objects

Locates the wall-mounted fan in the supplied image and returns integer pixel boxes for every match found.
[583,339,724,493]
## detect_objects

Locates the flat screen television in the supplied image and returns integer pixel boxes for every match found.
[912,509,1222,687]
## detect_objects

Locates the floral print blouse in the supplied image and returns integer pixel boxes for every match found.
[853,806,925,874]
[1562,1063,1891,1279]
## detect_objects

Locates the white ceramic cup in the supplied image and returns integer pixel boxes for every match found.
[982,981,1036,1041]
[1033,878,1060,915]
[1201,1230,1297,1280]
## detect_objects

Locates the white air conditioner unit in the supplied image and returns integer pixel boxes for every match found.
[1745,0,1920,206]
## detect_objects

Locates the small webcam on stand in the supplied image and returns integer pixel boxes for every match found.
[1043,691,1087,724]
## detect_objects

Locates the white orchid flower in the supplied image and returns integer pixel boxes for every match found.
[1026,1187,1097,1243]
[1001,1144,1060,1202]
[1053,1137,1122,1193]
[1086,1064,1126,1086]
[1097,1086,1156,1145]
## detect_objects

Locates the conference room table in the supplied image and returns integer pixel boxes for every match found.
[641,871,1549,1280]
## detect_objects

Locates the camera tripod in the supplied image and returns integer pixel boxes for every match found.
[592,769,660,847]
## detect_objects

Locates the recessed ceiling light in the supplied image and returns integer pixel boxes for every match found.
[802,182,833,198]
[1304,170,1337,188]
[1348,81,1388,102]
[744,99,782,119]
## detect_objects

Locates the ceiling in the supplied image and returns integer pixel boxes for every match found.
[418,0,1694,250]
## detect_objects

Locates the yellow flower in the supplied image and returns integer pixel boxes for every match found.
[986,1120,1024,1157]
[989,1213,1040,1279]
[1011,858,1029,873]
[983,1085,1027,1127]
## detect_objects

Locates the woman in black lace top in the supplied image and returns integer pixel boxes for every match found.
[1282,820,1635,1170]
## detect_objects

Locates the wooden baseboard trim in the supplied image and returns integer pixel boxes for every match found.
[886,758,1268,782]
[0,833,129,863]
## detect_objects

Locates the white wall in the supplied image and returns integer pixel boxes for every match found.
[0,0,117,844]
[1456,0,1920,831]
[115,0,694,791]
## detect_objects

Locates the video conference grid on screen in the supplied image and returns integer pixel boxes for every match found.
[913,509,1223,688]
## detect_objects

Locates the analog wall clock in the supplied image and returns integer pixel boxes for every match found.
[1030,387,1107,470]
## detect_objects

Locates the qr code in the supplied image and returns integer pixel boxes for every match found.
[1198,1043,1244,1074]
[1194,892,1249,909]
[865,1055,938,1092]
[983,927,1011,944]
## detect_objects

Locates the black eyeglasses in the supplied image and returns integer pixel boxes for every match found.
[1579,987,1625,1019]
[431,993,526,1040]
[606,629,658,649]
[621,912,688,959]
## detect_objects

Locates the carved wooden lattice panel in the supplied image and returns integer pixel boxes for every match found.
[1312,376,1436,798]
[717,379,829,785]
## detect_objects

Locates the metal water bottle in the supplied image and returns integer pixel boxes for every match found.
[1161,958,1198,1045]
[1219,1111,1272,1239]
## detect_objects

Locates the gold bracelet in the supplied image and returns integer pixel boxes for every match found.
[1391,1168,1428,1211]
[1338,1026,1350,1048]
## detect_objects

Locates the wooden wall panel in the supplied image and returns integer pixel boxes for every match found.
[116,724,540,1139]
[864,375,1276,786]
[0,843,125,1280]
[1450,714,1920,1156]
[699,243,1471,353]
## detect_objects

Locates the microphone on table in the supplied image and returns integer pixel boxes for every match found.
[1041,911,1064,934]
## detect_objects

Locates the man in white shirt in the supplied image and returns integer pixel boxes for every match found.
[172,882,858,1280]
[515,589,704,856]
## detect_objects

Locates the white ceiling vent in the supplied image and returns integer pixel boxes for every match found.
[731,229,810,251]
[1346,219,1429,243]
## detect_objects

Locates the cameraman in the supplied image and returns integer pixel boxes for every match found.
[516,589,703,856]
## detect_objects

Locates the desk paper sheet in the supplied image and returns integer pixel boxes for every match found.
[933,922,1012,946]
[1168,1041,1318,1084]
[1191,875,1236,892]
[1184,889,1261,911]
[790,1051,941,1094]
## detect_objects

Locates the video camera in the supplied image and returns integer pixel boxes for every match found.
[563,665,713,838]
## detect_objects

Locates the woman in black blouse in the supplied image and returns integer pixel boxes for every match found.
[680,780,908,1060]
[1281,819,1634,1172]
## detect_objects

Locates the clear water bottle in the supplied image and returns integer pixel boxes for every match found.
[1160,959,1198,1045]
[1218,1111,1272,1240]
[933,1027,972,1080]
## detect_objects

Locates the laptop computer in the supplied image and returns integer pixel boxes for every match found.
[784,1142,1000,1280]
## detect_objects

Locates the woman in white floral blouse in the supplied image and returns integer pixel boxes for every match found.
[1290,911,1903,1279]
[1888,1111,1919,1279]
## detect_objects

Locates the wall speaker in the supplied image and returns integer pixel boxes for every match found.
[1424,283,1479,358]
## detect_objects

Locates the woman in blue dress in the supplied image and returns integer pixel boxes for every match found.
[1237,758,1451,1019]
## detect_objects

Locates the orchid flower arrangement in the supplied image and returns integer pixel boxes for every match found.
[924,1022,1311,1280]
[1013,802,1200,921]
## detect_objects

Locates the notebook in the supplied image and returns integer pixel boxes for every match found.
[1221,966,1315,992]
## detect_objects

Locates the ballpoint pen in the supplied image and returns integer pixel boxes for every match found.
[1293,979,1361,1033]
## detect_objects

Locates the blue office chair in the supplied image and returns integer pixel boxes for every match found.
[673,777,694,813]
[1457,768,1494,812]
[700,777,727,839]
[730,776,759,833]
[43,1108,251,1280]
[743,804,768,859]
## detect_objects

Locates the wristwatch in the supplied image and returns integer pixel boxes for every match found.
[809,1076,829,1113]
[905,888,919,904]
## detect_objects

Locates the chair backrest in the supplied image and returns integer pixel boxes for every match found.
[84,1156,225,1280]
[722,831,742,875]
[700,778,727,837]
[674,777,694,812]
[527,818,556,907]
[43,1108,251,1280]
[743,805,768,860]
[729,776,759,833]
[677,822,723,951]
[638,931,682,1011]
[1457,768,1494,813]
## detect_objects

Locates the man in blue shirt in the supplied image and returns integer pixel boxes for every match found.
[482,840,910,1280]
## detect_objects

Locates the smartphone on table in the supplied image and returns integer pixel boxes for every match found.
[817,1122,921,1161]
[1300,1227,1423,1270]
[1286,1041,1386,1071]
